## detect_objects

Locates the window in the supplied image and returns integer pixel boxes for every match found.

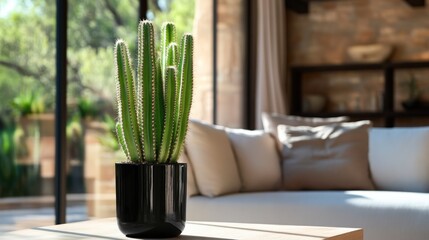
[0,0,56,230]
[65,0,139,221]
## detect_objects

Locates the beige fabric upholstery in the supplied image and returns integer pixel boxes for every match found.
[262,112,349,134]
[261,112,349,150]
[278,121,375,190]
[226,128,282,192]
[178,151,199,197]
[369,127,429,192]
[186,120,241,197]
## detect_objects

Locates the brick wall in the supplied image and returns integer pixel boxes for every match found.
[192,0,245,127]
[287,0,429,125]
[288,0,429,65]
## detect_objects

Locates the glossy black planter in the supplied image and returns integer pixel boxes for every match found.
[115,163,187,238]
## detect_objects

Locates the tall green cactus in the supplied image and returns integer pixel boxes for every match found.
[114,20,193,163]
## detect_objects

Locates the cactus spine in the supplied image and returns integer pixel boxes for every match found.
[115,20,193,163]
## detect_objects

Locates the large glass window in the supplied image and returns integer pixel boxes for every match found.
[0,0,56,230]
[0,0,247,231]
[187,0,247,127]
[191,0,214,123]
[147,0,212,124]
[65,0,138,220]
[216,0,246,128]
[65,0,198,221]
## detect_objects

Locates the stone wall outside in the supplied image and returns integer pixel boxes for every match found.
[192,0,245,128]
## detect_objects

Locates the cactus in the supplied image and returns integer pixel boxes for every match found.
[114,20,193,163]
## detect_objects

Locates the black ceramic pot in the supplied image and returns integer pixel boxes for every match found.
[115,163,187,238]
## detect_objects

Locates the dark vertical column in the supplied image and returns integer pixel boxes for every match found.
[384,66,394,127]
[55,0,68,224]
[285,0,309,14]
[242,1,249,129]
[244,0,256,129]
[213,0,218,125]
[139,0,147,20]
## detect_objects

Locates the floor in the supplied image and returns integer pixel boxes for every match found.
[0,205,88,233]
[0,193,98,233]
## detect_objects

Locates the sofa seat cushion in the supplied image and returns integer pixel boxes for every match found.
[188,191,429,240]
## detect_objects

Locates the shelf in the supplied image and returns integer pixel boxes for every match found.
[394,111,429,117]
[290,60,429,127]
[291,61,429,73]
[391,61,429,69]
[404,0,425,7]
[291,63,388,72]
[286,0,425,15]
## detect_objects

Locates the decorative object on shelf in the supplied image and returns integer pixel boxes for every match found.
[347,44,394,63]
[302,94,326,113]
[114,20,193,238]
[401,73,421,111]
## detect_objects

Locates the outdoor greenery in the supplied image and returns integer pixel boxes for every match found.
[0,127,17,196]
[0,0,194,121]
[0,0,195,196]
[115,20,193,163]
[0,125,41,197]
[11,91,46,118]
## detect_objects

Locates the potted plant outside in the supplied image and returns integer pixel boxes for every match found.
[401,73,421,110]
[11,91,46,196]
[114,20,193,238]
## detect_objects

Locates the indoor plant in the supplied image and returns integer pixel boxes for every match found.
[114,20,193,238]
[401,73,421,110]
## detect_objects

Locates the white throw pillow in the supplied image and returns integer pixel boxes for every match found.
[186,120,242,197]
[226,128,282,192]
[369,127,429,192]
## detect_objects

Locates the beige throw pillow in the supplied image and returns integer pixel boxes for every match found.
[186,120,241,197]
[226,128,282,192]
[278,120,375,190]
[262,112,349,133]
[177,151,199,197]
[261,112,349,150]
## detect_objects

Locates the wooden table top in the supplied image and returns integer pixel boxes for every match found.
[0,218,363,240]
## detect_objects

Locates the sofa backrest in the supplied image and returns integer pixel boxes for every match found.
[184,119,429,196]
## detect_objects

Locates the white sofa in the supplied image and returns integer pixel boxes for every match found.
[183,119,429,240]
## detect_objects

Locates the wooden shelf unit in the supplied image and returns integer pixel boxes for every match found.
[290,61,429,127]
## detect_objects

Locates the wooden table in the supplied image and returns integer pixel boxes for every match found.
[0,218,363,240]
